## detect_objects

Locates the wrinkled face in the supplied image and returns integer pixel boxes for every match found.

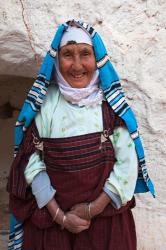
[59,43,96,88]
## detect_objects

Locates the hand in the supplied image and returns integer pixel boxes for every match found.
[91,192,111,216]
[64,212,91,234]
[71,192,111,219]
[70,203,89,220]
[46,198,90,234]
[71,201,102,219]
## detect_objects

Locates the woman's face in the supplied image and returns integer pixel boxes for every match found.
[59,43,96,88]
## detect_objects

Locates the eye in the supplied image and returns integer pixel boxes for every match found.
[60,49,73,58]
[63,52,72,57]
[83,52,90,56]
[82,51,91,57]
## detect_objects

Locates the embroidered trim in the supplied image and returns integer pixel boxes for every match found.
[49,47,57,58]
[97,55,109,68]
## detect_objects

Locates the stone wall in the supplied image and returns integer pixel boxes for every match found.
[0,0,166,249]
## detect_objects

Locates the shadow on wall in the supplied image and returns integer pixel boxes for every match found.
[0,76,34,249]
[0,75,34,178]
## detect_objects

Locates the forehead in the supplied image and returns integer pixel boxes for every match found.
[59,43,93,53]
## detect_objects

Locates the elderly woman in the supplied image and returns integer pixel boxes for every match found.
[7,20,155,250]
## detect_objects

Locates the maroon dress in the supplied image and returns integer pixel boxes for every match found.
[7,101,136,250]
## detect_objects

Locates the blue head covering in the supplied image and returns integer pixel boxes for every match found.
[9,20,155,250]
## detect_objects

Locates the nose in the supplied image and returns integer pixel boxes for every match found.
[72,55,83,72]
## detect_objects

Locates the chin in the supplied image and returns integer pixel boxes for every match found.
[68,80,89,88]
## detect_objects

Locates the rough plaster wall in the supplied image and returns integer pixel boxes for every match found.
[0,0,166,249]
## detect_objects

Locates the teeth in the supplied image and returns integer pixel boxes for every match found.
[73,74,84,78]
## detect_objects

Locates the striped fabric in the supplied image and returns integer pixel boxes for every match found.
[8,216,24,250]
[8,19,155,250]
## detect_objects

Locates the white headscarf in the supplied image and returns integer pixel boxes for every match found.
[55,26,104,107]
[60,26,92,47]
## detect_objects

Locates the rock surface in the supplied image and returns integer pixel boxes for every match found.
[0,0,166,249]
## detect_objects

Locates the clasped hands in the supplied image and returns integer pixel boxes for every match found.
[64,203,93,234]
[47,192,110,234]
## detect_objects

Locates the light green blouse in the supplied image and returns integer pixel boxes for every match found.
[24,85,138,206]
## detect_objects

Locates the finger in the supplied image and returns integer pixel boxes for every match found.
[69,210,76,214]
[68,223,90,234]
[77,218,90,225]
[77,225,90,233]
[70,205,76,210]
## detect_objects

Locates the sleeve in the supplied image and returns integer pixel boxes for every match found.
[24,153,56,209]
[103,126,138,208]
[31,171,56,209]
[23,86,60,207]
[24,152,46,185]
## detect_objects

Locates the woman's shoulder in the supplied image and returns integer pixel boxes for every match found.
[35,84,60,120]
[42,84,60,110]
[34,84,60,136]
[45,84,60,102]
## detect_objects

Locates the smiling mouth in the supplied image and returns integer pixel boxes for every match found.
[71,73,86,79]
